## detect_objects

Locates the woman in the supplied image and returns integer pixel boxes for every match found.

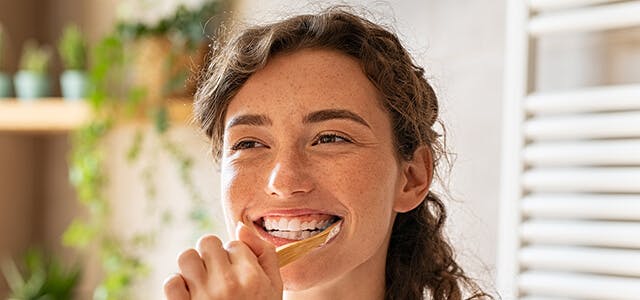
[164,7,489,300]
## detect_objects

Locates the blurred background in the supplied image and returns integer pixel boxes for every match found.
[1,0,639,299]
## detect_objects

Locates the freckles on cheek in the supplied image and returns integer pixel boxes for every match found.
[221,162,257,220]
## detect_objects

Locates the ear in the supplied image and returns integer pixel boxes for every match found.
[393,146,434,213]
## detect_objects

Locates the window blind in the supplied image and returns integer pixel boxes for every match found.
[498,1,640,299]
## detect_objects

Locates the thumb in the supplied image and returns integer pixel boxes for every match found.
[236,221,282,287]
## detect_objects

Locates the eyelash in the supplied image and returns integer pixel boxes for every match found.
[230,133,352,151]
[311,133,352,145]
[231,140,266,151]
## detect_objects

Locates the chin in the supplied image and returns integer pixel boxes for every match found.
[280,256,342,291]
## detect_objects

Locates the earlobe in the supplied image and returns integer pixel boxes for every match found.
[393,146,434,213]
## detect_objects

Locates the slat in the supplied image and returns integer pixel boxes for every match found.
[525,111,640,140]
[522,193,640,220]
[521,297,578,300]
[525,84,640,114]
[519,271,640,299]
[520,246,640,276]
[528,0,624,11]
[528,1,640,35]
[524,140,640,166]
[523,167,640,193]
[521,220,640,248]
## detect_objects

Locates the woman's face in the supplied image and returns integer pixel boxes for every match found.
[220,49,408,290]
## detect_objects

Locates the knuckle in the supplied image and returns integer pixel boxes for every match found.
[196,234,223,250]
[212,272,240,294]
[163,274,187,299]
[224,240,244,250]
[163,274,182,289]
[177,248,199,265]
[241,269,262,285]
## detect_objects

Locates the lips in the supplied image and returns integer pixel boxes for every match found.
[251,210,342,247]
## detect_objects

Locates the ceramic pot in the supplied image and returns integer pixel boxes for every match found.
[14,70,50,100]
[60,70,88,100]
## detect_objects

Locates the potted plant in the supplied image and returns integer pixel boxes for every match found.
[58,24,88,100]
[1,248,81,299]
[0,23,11,98]
[14,40,52,100]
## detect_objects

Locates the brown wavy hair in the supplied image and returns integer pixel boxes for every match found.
[194,7,491,300]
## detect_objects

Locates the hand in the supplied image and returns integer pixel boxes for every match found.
[163,222,283,300]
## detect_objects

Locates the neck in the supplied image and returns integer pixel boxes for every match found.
[283,234,390,300]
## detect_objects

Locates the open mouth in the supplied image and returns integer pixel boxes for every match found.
[254,214,342,243]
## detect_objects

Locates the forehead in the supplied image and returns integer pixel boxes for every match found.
[225,48,387,123]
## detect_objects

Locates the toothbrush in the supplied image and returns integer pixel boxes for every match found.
[276,220,342,268]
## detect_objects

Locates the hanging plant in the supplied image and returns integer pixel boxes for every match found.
[62,1,219,298]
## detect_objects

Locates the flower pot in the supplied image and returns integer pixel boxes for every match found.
[60,70,88,100]
[131,37,206,102]
[0,72,11,98]
[14,70,50,100]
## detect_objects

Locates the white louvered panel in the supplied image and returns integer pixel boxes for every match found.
[500,1,640,299]
[528,1,640,35]
[528,0,624,11]
[521,297,578,300]
[522,167,640,193]
[520,246,640,276]
[524,111,640,140]
[520,220,640,248]
[519,271,640,299]
[522,193,640,220]
[524,139,640,166]
[525,84,640,114]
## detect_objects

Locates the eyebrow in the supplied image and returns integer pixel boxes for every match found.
[303,109,371,128]
[225,109,371,130]
[226,114,272,130]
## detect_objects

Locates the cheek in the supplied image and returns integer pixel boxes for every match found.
[318,152,399,224]
[220,163,255,223]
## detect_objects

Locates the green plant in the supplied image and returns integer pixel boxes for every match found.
[117,1,219,49]
[19,40,52,74]
[1,248,81,300]
[62,3,217,295]
[58,24,87,70]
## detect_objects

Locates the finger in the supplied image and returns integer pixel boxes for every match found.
[225,240,259,267]
[196,234,231,275]
[177,249,206,289]
[236,221,282,287]
[163,273,190,300]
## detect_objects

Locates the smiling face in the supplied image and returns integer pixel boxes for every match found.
[220,48,409,291]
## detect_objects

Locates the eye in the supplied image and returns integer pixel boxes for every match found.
[312,133,352,146]
[231,140,267,150]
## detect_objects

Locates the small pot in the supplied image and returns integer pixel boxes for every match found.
[0,72,11,98]
[14,70,50,100]
[60,70,88,100]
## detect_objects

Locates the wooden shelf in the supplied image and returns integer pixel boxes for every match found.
[0,98,194,133]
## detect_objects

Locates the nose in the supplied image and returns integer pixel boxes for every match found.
[265,150,314,198]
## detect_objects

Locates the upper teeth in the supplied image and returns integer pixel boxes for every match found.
[264,218,332,231]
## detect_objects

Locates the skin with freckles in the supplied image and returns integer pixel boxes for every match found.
[222,48,427,299]
[164,48,431,300]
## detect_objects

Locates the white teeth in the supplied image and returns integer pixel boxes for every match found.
[261,216,339,240]
[308,220,318,229]
[288,219,301,231]
[269,229,316,240]
[279,218,288,229]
